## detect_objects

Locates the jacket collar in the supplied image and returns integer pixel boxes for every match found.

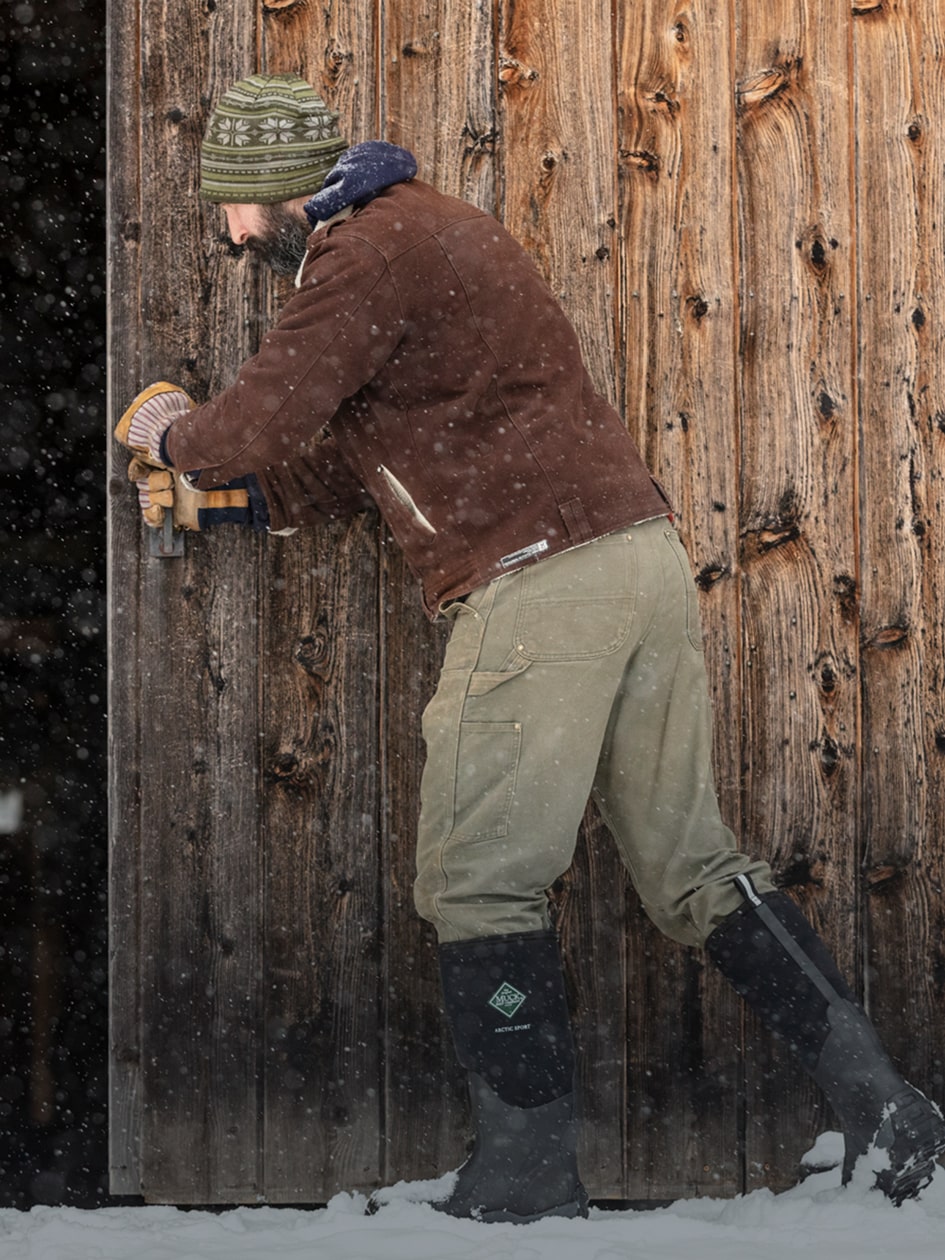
[303,141,417,227]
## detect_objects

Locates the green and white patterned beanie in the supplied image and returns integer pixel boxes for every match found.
[199,73,349,204]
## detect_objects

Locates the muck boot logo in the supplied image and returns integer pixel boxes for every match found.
[488,981,527,1019]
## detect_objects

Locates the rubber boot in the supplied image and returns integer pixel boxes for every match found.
[433,929,589,1223]
[706,873,945,1204]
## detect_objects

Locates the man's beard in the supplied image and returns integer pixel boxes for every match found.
[246,203,311,277]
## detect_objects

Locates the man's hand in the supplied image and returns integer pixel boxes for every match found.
[117,381,256,531]
[115,382,195,467]
[128,460,252,532]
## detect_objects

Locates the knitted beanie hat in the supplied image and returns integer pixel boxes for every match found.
[199,73,349,204]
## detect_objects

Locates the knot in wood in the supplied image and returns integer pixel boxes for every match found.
[327,44,352,78]
[736,60,799,112]
[695,562,728,591]
[833,573,858,622]
[620,149,660,180]
[686,294,709,322]
[777,855,826,890]
[295,632,330,676]
[402,34,440,58]
[866,863,905,893]
[869,624,910,649]
[498,55,539,87]
[754,521,800,553]
[646,87,680,116]
[818,391,838,422]
[815,655,839,695]
[812,733,842,777]
[269,751,303,788]
[796,226,837,278]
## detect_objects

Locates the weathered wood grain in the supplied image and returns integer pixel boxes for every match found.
[257,517,382,1200]
[735,0,859,1189]
[384,0,496,208]
[617,0,742,1200]
[108,0,945,1207]
[854,0,945,1107]
[133,0,266,1203]
[497,0,618,396]
[106,0,145,1195]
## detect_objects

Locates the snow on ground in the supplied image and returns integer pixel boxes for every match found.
[3,1140,945,1260]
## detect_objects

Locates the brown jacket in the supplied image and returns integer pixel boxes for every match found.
[166,178,670,617]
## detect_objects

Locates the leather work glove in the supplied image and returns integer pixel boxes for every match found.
[127,459,252,531]
[114,381,194,468]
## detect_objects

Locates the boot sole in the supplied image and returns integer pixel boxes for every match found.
[431,1181,590,1224]
[470,1191,589,1225]
[879,1133,945,1207]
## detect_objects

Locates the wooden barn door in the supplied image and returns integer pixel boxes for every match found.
[108,0,945,1204]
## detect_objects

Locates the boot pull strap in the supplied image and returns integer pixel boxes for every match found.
[734,874,844,1007]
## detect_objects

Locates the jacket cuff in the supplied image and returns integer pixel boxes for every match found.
[245,474,271,533]
[159,427,175,468]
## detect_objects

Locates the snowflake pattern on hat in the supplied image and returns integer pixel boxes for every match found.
[216,117,251,147]
[259,117,295,145]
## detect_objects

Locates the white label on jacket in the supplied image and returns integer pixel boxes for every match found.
[377,465,437,535]
[500,539,549,568]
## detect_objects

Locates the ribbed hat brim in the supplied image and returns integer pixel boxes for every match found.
[199,139,348,203]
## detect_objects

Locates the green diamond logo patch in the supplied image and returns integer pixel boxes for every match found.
[488,981,526,1020]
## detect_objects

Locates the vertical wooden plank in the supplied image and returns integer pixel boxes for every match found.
[106,0,145,1196]
[130,0,265,1202]
[378,0,496,1188]
[496,0,634,1201]
[854,0,945,1111]
[497,0,617,394]
[256,519,382,1200]
[734,0,859,1190]
[385,0,497,208]
[256,0,384,1201]
[617,0,742,1199]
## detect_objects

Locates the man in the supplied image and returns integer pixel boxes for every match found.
[117,72,945,1221]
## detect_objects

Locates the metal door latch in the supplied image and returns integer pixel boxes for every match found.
[149,514,184,558]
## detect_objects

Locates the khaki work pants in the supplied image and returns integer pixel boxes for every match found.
[414,517,775,945]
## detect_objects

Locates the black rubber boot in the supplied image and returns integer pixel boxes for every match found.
[706,874,945,1204]
[433,929,589,1223]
